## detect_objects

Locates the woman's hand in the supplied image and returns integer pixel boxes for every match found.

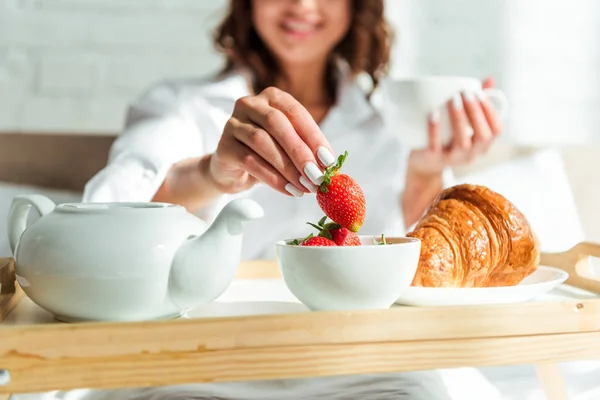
[402,77,503,228]
[208,86,336,197]
[407,77,503,176]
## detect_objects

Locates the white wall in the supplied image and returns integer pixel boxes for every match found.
[1,0,599,143]
[0,0,226,133]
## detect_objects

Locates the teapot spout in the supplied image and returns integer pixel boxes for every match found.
[168,198,264,310]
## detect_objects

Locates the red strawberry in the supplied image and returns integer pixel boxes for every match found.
[316,151,366,232]
[291,232,337,247]
[300,236,337,247]
[330,227,362,246]
[307,216,361,246]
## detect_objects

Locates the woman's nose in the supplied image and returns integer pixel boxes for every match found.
[292,0,318,12]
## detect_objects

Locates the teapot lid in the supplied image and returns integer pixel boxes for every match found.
[56,202,183,214]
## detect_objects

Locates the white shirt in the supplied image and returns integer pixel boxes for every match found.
[83,66,454,260]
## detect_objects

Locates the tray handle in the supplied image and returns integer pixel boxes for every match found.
[0,258,24,322]
[540,242,600,294]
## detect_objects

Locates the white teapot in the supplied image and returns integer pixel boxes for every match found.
[7,195,263,322]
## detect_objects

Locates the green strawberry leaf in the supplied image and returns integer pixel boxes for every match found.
[306,222,323,231]
[292,232,315,246]
[380,234,387,245]
[372,234,387,245]
[319,150,349,193]
[307,217,335,240]
[324,222,341,230]
[319,230,333,240]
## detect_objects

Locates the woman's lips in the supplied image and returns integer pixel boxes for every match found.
[281,20,322,39]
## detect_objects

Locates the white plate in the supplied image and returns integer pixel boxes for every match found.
[395,266,569,307]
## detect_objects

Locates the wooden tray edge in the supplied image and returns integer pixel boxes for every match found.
[235,259,281,279]
[2,330,600,394]
[540,242,600,294]
[3,241,600,348]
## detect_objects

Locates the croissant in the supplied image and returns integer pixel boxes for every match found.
[407,184,540,288]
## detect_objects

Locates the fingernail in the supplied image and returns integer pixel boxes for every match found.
[304,162,324,185]
[285,183,304,197]
[316,146,336,167]
[476,89,487,102]
[299,176,318,193]
[463,91,476,103]
[429,109,440,123]
[452,94,463,110]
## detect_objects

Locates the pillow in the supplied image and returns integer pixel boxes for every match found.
[454,148,585,253]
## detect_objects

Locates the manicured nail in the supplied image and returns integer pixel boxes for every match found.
[316,146,336,167]
[452,94,463,110]
[476,89,487,102]
[285,183,304,197]
[299,176,317,193]
[304,162,324,185]
[429,109,440,123]
[463,91,476,103]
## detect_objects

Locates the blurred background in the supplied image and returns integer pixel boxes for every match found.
[1,1,600,399]
[1,0,599,142]
[1,0,599,239]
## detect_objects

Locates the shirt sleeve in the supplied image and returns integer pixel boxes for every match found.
[82,81,205,205]
[401,166,456,233]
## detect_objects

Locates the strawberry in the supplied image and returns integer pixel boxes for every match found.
[291,233,337,247]
[330,227,362,246]
[307,216,361,246]
[316,151,366,233]
[301,236,337,246]
[301,236,337,247]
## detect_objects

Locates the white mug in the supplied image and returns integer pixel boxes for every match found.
[380,76,509,149]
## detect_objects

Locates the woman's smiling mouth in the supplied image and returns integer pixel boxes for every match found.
[281,19,323,39]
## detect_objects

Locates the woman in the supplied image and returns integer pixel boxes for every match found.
[83,0,501,261]
[75,0,504,399]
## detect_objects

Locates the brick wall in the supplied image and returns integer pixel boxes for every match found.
[0,0,227,133]
[1,0,599,143]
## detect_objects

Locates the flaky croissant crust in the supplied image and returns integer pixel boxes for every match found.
[407,184,540,288]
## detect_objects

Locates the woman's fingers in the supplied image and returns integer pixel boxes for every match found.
[261,87,336,168]
[227,87,338,197]
[238,98,320,191]
[226,134,302,197]
[241,87,333,189]
[478,91,503,135]
[228,117,308,196]
[462,91,493,154]
[447,93,471,153]
[482,76,495,89]
[427,109,442,153]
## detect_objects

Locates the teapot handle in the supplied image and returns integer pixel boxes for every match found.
[8,195,56,255]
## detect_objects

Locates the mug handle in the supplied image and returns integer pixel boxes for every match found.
[482,88,509,119]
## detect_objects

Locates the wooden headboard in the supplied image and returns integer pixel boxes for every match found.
[0,132,534,193]
[0,133,115,192]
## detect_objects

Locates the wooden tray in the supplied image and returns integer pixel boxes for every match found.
[1,242,600,398]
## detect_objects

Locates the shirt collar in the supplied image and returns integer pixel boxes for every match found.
[321,61,380,134]
[202,61,381,131]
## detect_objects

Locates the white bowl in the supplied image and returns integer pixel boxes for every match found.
[275,236,421,311]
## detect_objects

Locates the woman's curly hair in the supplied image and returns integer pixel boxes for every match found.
[212,0,394,98]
